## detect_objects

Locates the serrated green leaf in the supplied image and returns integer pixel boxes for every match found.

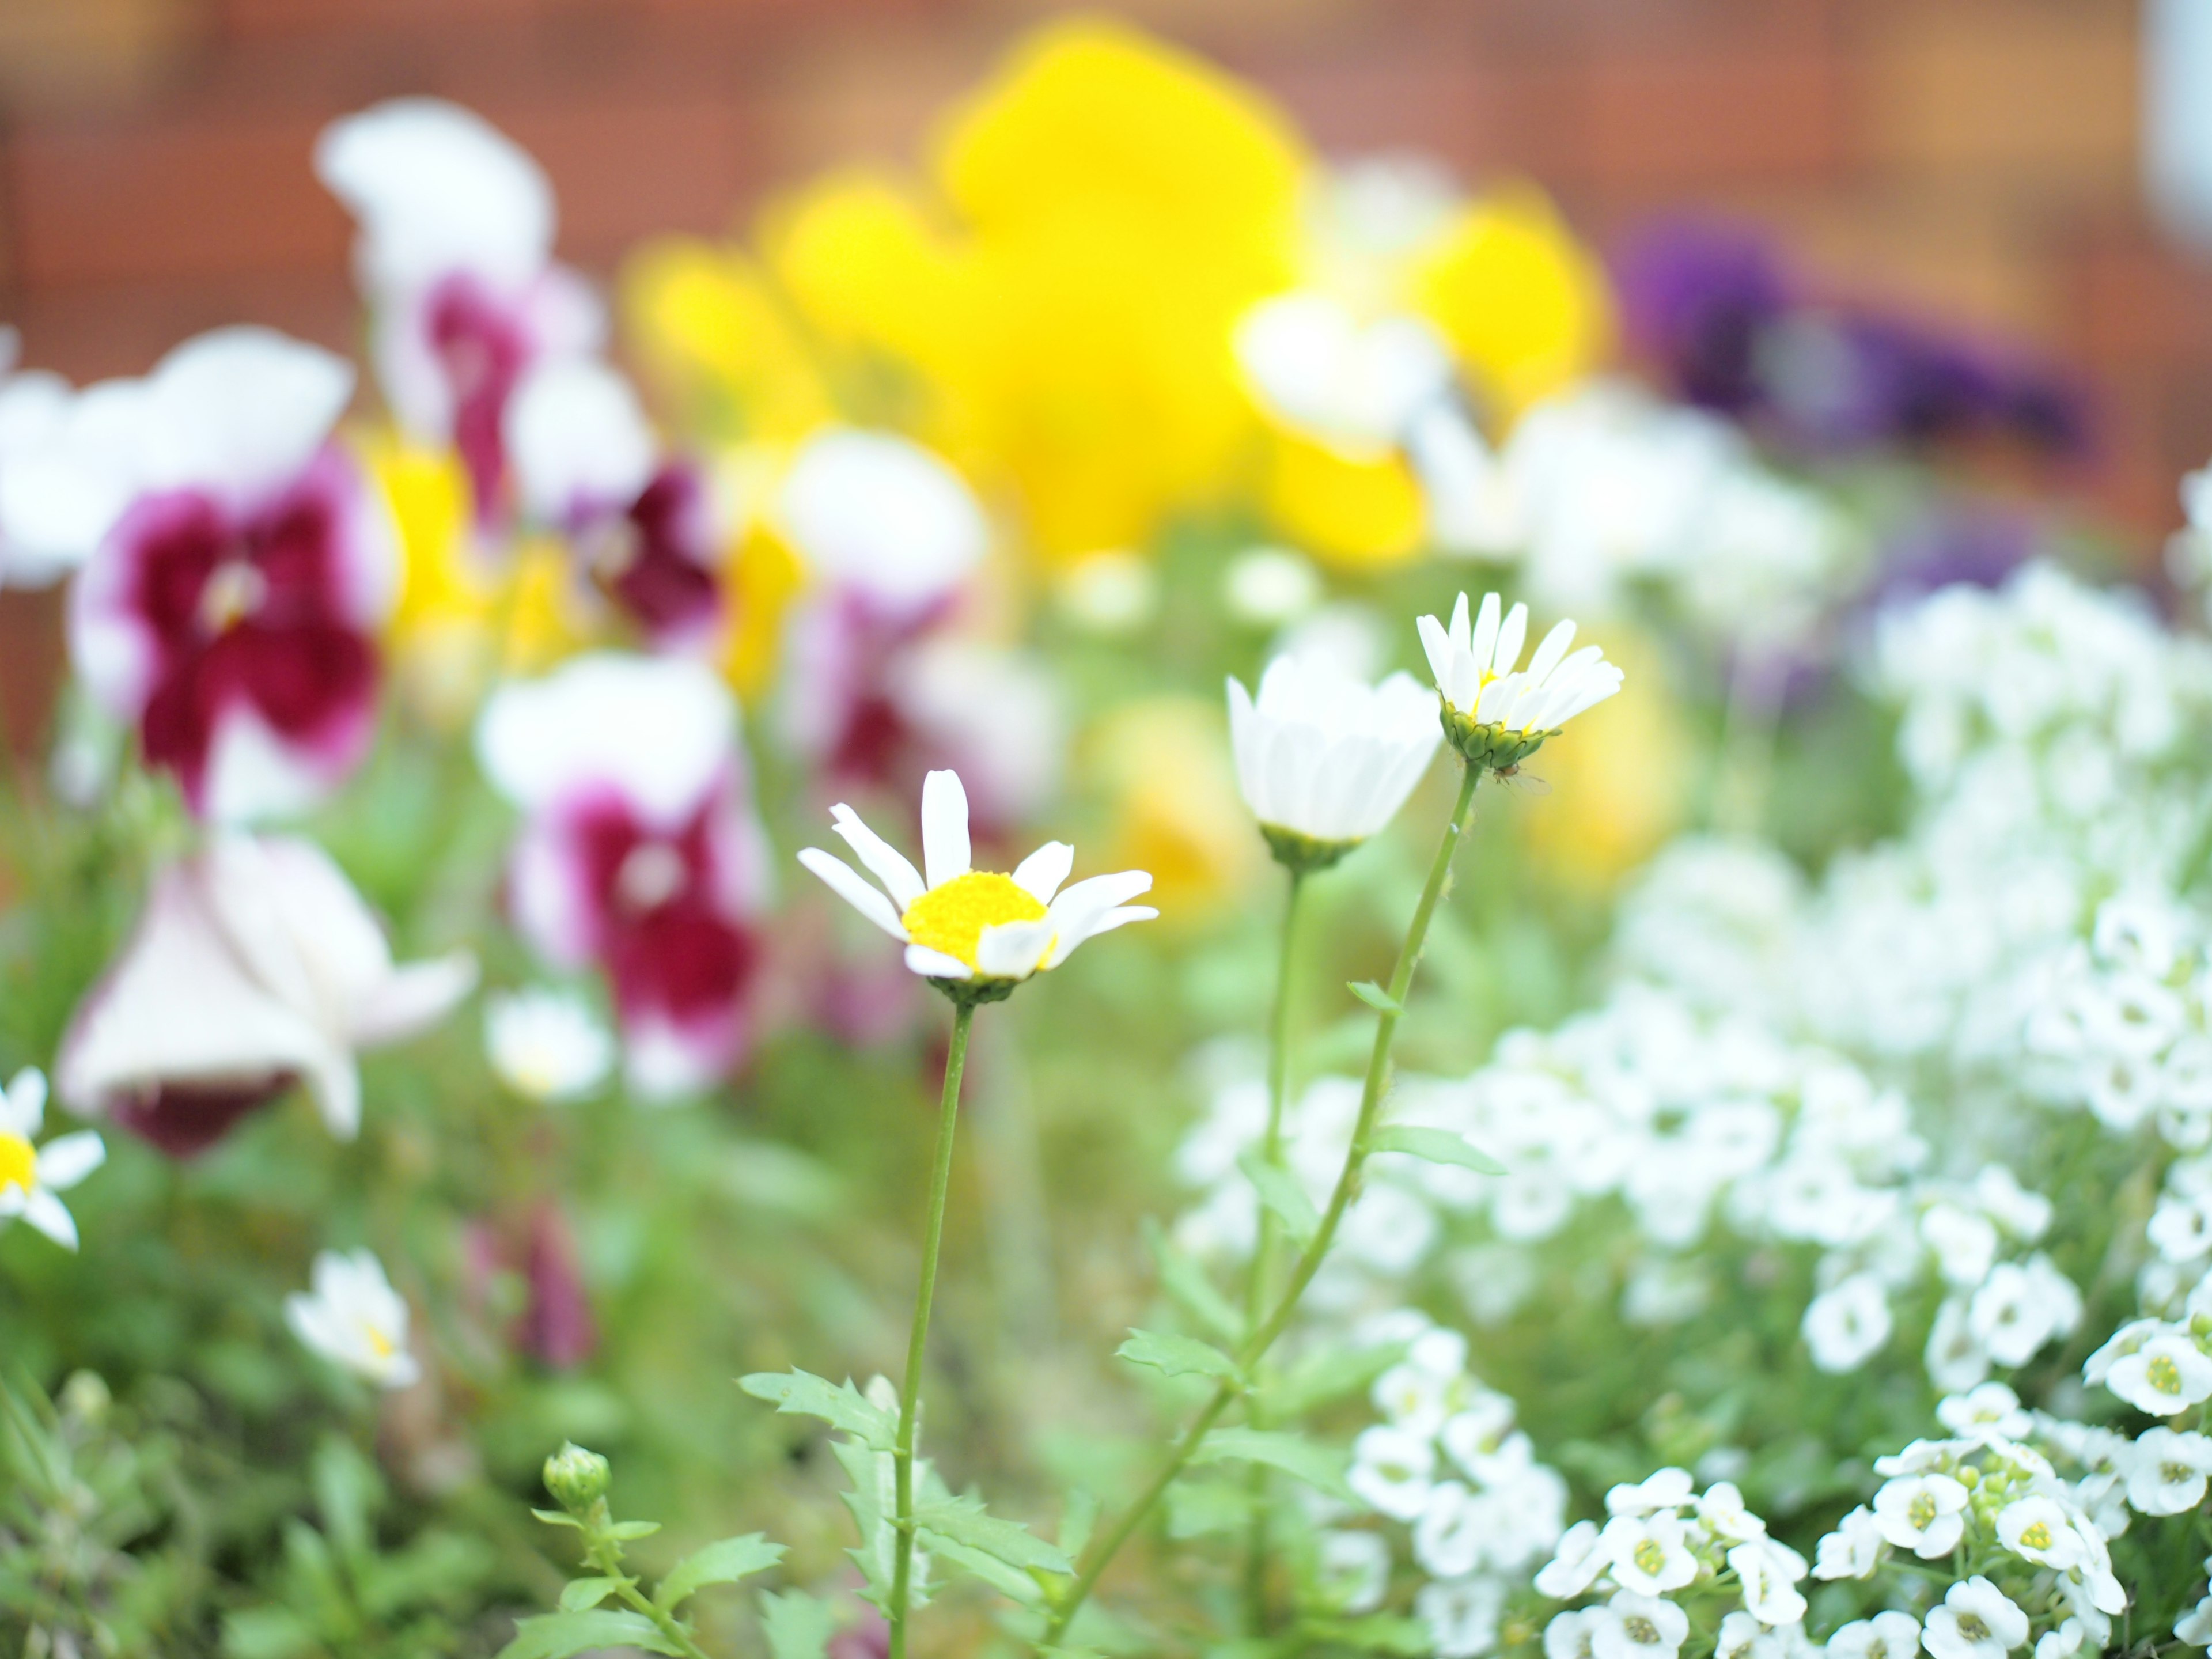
[918,1529,1048,1605]
[1142,1218,1241,1342]
[1347,980,1404,1016]
[760,1589,840,1659]
[1237,1150,1318,1247]
[607,1519,662,1540]
[740,1370,897,1450]
[831,1435,917,1613]
[655,1532,785,1611]
[1367,1124,1506,1175]
[1058,1490,1100,1561]
[1190,1429,1355,1503]
[558,1576,619,1612]
[1115,1328,1243,1383]
[913,1493,1073,1575]
[1264,1340,1410,1422]
[495,1609,685,1659]
[529,1507,582,1529]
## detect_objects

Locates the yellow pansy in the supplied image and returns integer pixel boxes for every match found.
[622,238,834,444]
[1262,435,1427,570]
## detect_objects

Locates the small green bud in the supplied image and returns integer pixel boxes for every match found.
[1437,701,1555,775]
[1957,1465,1979,1489]
[544,1441,611,1511]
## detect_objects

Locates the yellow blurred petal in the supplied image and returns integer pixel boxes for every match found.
[498,536,593,676]
[1086,696,1266,923]
[1263,432,1427,570]
[1411,186,1614,419]
[719,523,808,705]
[621,237,834,444]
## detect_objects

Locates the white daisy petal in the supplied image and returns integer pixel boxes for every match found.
[34,1130,104,1192]
[1012,841,1075,904]
[1469,591,1499,666]
[798,847,908,938]
[920,770,972,891]
[1493,602,1528,675]
[1525,618,1577,684]
[830,804,926,910]
[21,1187,77,1251]
[976,919,1055,979]
[6,1067,46,1137]
[903,944,973,979]
[1416,613,1456,694]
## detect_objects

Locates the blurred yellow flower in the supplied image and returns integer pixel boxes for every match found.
[1261,436,1426,570]
[1086,696,1267,924]
[622,240,833,444]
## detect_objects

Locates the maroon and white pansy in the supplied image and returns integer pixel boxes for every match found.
[65,327,400,823]
[475,653,770,1098]
[505,358,725,646]
[56,834,478,1157]
[316,97,601,531]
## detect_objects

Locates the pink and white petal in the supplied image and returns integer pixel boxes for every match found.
[206,835,372,1015]
[141,328,353,503]
[476,653,733,823]
[830,804,925,911]
[623,1012,738,1101]
[903,945,972,980]
[300,1041,367,1139]
[503,358,656,524]
[202,704,368,827]
[919,769,972,890]
[1011,840,1074,905]
[798,849,907,938]
[508,822,599,968]
[350,953,480,1048]
[21,1188,78,1250]
[35,1130,104,1192]
[976,919,1054,980]
[66,499,168,719]
[0,379,151,584]
[779,429,987,609]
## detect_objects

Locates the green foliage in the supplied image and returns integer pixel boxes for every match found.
[1114,1328,1243,1383]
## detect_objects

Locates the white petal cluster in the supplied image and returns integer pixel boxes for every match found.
[0,1068,104,1251]
[1227,653,1439,850]
[484,988,614,1104]
[286,1248,420,1389]
[1418,590,1623,737]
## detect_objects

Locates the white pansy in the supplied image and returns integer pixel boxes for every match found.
[1871,1472,1969,1558]
[503,357,656,524]
[2127,1427,2212,1514]
[1827,1612,1921,1659]
[0,1068,104,1251]
[2104,1331,2212,1415]
[285,1248,420,1389]
[779,427,986,612]
[1599,1510,1698,1596]
[484,988,613,1103]
[1995,1495,2085,1569]
[1592,1592,1689,1659]
[1226,654,1440,851]
[800,771,1154,985]
[1416,1574,1505,1659]
[1802,1273,1892,1372]
[1812,1505,1885,1580]
[1349,1423,1436,1521]
[1417,590,1624,744]
[1922,1577,2028,1659]
[1233,291,1452,459]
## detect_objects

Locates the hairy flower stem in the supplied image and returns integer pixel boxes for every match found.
[1240,867,1305,1634]
[1043,764,1482,1649]
[889,1001,976,1659]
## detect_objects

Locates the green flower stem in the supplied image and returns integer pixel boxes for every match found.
[889,1000,976,1659]
[582,1522,713,1659]
[1239,866,1306,1634]
[1043,763,1482,1649]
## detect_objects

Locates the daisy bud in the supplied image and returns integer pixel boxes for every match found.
[544,1441,611,1512]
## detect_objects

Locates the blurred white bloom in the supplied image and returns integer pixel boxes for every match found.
[1872,1472,1968,1558]
[802,770,1153,986]
[1926,1297,1993,1394]
[1923,1203,2001,1287]
[1938,1382,2032,1442]
[1729,1537,1808,1628]
[1350,1423,1437,1521]
[1922,1577,2028,1659]
[780,427,987,612]
[1417,591,1624,757]
[1055,551,1157,635]
[1827,1612,1920,1659]
[1536,1519,1608,1599]
[1969,1255,2082,1366]
[1226,654,1439,857]
[0,1069,103,1251]
[1812,1506,1884,1580]
[1414,1482,1494,1578]
[1802,1274,1892,1373]
[1592,1592,1689,1659]
[2128,1427,2212,1514]
[1234,291,1452,460]
[1599,1511,1697,1596]
[1418,1575,1506,1659]
[1606,1467,1694,1517]
[1316,1529,1389,1613]
[2084,1317,2161,1386]
[286,1248,420,1389]
[1222,545,1323,627]
[1995,1495,2086,1569]
[484,988,613,1103]
[2104,1330,2212,1415]
[1546,1607,1604,1659]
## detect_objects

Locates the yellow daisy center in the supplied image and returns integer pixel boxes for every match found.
[0,1132,34,1196]
[902,872,1047,969]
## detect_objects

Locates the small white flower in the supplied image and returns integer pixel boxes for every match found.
[1600,1510,1698,1596]
[1592,1592,1689,1659]
[2104,1330,2212,1415]
[1872,1472,1969,1558]
[1995,1495,2085,1569]
[2150,1194,2212,1262]
[1969,1256,2081,1367]
[1922,1577,2028,1659]
[1937,1382,2032,1442]
[1228,653,1441,858]
[1349,1423,1436,1521]
[484,988,613,1103]
[1417,592,1624,756]
[1418,1574,1506,1659]
[2033,1619,2086,1659]
[1440,1393,1519,1474]
[1871,1438,1969,1476]
[1315,1529,1389,1614]
[1605,1467,1695,1517]
[1415,1482,1495,1579]
[1921,1203,2000,1287]
[1802,1274,1892,1373]
[2178,1593,2212,1647]
[800,770,1155,985]
[1728,1537,1808,1627]
[1812,1505,1885,1580]
[1696,1481,1767,1542]
[2127,1426,2212,1514]
[1717,1611,1764,1659]
[285,1248,420,1388]
[1546,1608,1603,1659]
[0,1069,103,1251]
[1827,1612,1920,1659]
[1536,1518,1608,1599]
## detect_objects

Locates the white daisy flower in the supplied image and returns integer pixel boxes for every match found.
[1871,1472,1969,1558]
[1592,1592,1690,1659]
[484,987,613,1103]
[0,1068,104,1251]
[2127,1427,2212,1514]
[1416,591,1623,772]
[1226,654,1440,869]
[285,1247,420,1389]
[1811,1505,1885,1581]
[1827,1612,1921,1659]
[2104,1330,2212,1415]
[798,770,1155,995]
[1922,1577,2028,1659]
[1600,1510,1698,1596]
[1995,1495,2085,1569]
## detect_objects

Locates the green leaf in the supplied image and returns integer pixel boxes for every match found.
[656,1533,785,1612]
[1115,1328,1243,1383]
[1367,1124,1506,1175]
[220,1607,317,1659]
[607,1519,662,1540]
[310,1434,381,1562]
[1190,1428,1355,1503]
[529,1507,582,1530]
[496,1610,685,1659]
[760,1589,840,1659]
[830,1436,910,1613]
[1163,1479,1253,1540]
[1142,1218,1241,1342]
[913,1493,1074,1575]
[1347,980,1404,1016]
[1237,1150,1317,1247]
[558,1577,620,1612]
[1058,1489,1100,1562]
[740,1369,897,1450]
[1264,1340,1410,1421]
[918,1530,1048,1605]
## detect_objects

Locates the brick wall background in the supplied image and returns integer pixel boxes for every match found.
[0,0,2196,544]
